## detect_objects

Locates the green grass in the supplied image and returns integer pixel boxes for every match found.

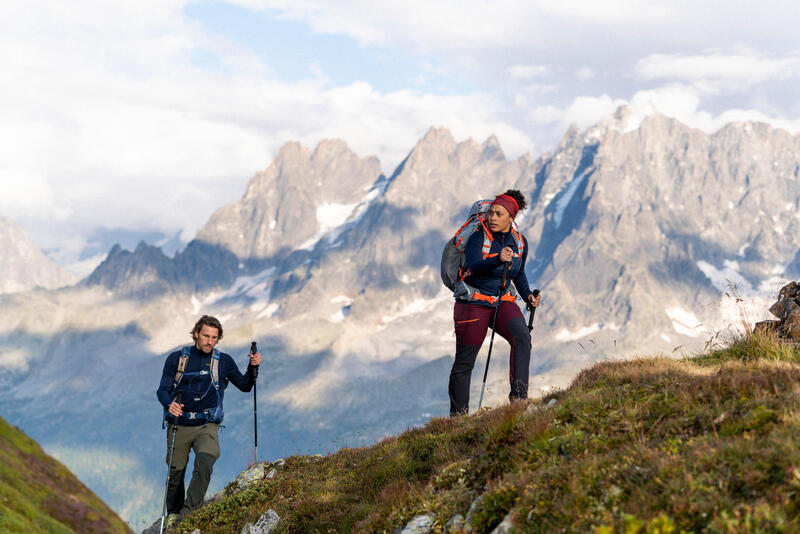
[0,416,133,534]
[177,332,800,533]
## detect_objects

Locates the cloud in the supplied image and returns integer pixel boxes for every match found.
[507,64,549,80]
[576,67,595,81]
[0,0,534,262]
[3,0,800,266]
[528,94,626,129]
[229,0,672,52]
[635,51,800,92]
[527,83,800,137]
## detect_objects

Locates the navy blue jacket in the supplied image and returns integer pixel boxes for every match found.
[461,228,533,306]
[157,345,254,426]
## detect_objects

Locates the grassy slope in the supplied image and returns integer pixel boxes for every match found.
[0,415,133,534]
[179,333,800,533]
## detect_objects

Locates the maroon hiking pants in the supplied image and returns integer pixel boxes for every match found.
[448,301,531,415]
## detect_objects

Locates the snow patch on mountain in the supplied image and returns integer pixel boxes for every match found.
[697,260,752,294]
[300,202,358,250]
[378,291,451,330]
[0,348,30,371]
[329,295,353,323]
[665,307,706,338]
[204,267,277,304]
[555,322,620,342]
[552,170,589,228]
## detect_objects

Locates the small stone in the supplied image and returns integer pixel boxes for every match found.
[546,398,557,408]
[265,468,277,479]
[490,513,514,533]
[273,458,286,468]
[400,513,436,534]
[464,495,484,529]
[240,509,280,534]
[235,463,269,491]
[190,530,201,534]
[445,513,464,532]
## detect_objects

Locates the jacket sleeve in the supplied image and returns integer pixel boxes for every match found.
[464,230,502,276]
[156,351,179,408]
[512,236,533,301]
[223,353,255,393]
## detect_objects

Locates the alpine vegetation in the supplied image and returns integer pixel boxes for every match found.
[0,415,133,533]
[166,331,800,533]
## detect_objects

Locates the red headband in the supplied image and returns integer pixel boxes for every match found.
[491,194,519,218]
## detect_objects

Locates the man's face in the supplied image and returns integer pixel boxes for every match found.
[194,325,220,354]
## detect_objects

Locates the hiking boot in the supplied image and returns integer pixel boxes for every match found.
[165,513,181,529]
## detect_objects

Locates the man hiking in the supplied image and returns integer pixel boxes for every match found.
[156,315,261,528]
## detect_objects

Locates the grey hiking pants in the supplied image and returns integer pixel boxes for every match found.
[165,423,220,515]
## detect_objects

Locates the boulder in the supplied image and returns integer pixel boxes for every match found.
[236,463,270,491]
[785,308,800,339]
[490,513,515,533]
[754,320,781,335]
[400,513,436,534]
[240,509,280,534]
[760,282,800,341]
[445,513,465,532]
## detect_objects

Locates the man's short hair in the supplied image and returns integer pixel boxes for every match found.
[190,315,224,341]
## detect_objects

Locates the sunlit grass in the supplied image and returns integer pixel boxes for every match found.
[178,330,800,533]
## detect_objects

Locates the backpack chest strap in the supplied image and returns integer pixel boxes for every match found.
[173,347,221,392]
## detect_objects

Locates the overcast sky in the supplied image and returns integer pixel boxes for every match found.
[2,0,800,270]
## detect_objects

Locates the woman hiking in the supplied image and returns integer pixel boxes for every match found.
[448,189,541,416]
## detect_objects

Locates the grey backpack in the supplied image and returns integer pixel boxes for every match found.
[440,199,524,292]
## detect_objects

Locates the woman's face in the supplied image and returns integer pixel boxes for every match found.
[487,204,513,233]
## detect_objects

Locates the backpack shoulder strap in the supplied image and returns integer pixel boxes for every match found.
[511,224,524,256]
[173,346,190,389]
[210,349,220,390]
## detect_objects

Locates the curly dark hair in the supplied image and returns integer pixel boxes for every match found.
[190,315,224,341]
[503,189,527,211]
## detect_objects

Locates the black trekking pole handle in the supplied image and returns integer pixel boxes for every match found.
[527,289,541,332]
[172,391,182,425]
[250,342,258,379]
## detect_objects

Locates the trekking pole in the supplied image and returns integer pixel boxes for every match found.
[527,289,541,332]
[160,391,181,534]
[250,341,258,465]
[477,262,510,411]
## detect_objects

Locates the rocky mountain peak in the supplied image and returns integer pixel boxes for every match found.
[0,216,76,294]
[481,134,505,161]
[197,138,381,260]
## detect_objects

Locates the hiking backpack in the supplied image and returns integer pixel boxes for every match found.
[163,346,223,424]
[440,199,524,296]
